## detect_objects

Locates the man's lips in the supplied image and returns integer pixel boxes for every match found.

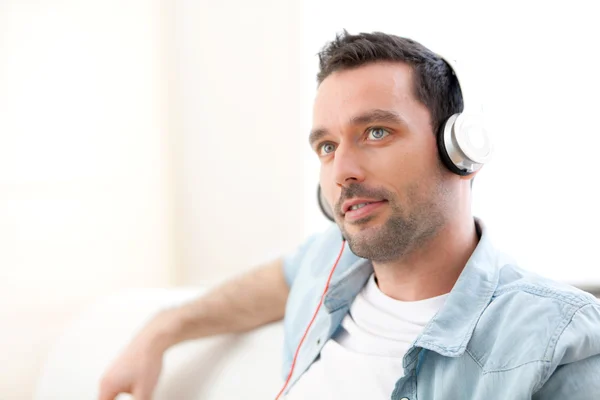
[341,198,386,215]
[343,200,387,221]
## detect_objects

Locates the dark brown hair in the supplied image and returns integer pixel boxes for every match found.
[317,31,464,134]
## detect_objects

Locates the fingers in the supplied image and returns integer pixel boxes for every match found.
[98,377,121,400]
[132,386,152,400]
[99,373,140,400]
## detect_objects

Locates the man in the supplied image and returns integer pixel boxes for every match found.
[99,32,600,399]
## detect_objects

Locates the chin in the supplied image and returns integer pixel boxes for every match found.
[345,213,383,229]
[342,217,384,240]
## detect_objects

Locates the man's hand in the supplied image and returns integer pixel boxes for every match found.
[98,314,172,400]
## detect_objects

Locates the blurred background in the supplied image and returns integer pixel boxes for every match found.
[1,0,599,398]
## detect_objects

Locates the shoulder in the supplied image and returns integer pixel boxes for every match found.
[467,262,600,375]
[493,264,600,390]
[493,262,598,320]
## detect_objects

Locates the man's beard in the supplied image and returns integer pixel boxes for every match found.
[334,183,446,263]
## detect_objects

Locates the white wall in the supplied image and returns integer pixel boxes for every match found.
[0,0,307,398]
[173,0,306,284]
[301,0,600,286]
[0,1,174,398]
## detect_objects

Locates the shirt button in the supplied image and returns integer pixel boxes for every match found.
[317,339,321,345]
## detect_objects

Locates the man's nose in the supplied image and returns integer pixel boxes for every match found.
[333,143,366,188]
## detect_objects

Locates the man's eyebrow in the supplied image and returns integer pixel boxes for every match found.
[308,128,328,148]
[309,109,408,148]
[349,109,408,127]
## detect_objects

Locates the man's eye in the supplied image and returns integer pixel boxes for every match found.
[367,127,390,140]
[319,142,336,156]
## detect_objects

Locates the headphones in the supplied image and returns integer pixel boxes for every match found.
[317,54,493,222]
[436,55,493,176]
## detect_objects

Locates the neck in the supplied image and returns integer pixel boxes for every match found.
[372,214,479,302]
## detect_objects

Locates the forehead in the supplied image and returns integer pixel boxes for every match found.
[313,62,419,125]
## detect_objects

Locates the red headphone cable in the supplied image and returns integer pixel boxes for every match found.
[274,240,346,399]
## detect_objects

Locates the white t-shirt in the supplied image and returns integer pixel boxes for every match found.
[285,273,448,400]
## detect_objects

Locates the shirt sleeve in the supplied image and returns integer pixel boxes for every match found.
[533,302,600,399]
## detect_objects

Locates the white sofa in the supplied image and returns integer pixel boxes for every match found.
[35,287,286,400]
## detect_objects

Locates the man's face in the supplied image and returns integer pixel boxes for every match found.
[310,62,453,262]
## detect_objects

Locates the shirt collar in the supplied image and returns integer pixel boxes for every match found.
[414,218,502,357]
[324,218,504,357]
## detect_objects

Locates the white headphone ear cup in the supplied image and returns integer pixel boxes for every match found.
[437,114,472,176]
[453,113,493,164]
[438,113,492,175]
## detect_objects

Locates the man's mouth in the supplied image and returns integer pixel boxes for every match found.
[349,202,374,211]
[342,199,388,221]
[342,198,386,215]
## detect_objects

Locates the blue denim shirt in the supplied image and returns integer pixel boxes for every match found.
[282,219,600,398]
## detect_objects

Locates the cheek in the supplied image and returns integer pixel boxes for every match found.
[369,141,438,188]
[366,146,418,178]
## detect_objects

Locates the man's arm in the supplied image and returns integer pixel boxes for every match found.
[159,257,289,344]
[98,257,289,400]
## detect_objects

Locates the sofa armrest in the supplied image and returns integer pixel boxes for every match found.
[35,287,284,400]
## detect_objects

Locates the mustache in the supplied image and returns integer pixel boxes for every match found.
[334,183,393,215]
